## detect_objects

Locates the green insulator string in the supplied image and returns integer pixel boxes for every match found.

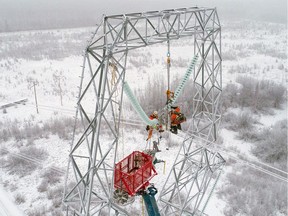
[123,82,159,127]
[166,54,199,109]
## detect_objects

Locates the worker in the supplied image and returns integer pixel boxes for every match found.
[166,90,174,105]
[170,105,186,134]
[144,149,164,165]
[152,140,161,152]
[165,90,186,134]
[146,111,163,141]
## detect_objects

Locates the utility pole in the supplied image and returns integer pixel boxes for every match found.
[53,73,65,106]
[29,81,39,114]
[58,76,63,106]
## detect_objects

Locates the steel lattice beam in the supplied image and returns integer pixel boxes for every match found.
[63,7,224,216]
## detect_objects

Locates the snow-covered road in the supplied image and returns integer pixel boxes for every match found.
[0,185,24,216]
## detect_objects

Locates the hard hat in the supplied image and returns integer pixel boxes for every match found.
[166,90,174,95]
[171,104,178,109]
[153,111,158,116]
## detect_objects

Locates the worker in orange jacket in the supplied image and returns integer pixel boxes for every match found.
[170,105,186,134]
[165,90,186,134]
[146,111,163,141]
[166,90,174,105]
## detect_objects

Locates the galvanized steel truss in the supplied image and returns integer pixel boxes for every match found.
[63,7,224,216]
[159,147,225,215]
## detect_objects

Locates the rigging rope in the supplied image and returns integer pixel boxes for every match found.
[163,161,166,175]
[166,36,171,133]
[141,197,145,216]
[167,38,171,91]
[109,60,119,98]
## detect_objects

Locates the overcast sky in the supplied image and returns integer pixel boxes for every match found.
[0,0,286,31]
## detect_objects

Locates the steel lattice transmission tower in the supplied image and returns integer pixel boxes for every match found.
[158,8,225,216]
[63,7,225,216]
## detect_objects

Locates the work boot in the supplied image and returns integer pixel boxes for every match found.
[170,126,178,134]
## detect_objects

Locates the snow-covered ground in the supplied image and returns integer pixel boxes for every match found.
[0,19,287,215]
[0,185,24,216]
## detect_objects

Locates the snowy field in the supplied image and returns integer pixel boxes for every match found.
[0,19,287,216]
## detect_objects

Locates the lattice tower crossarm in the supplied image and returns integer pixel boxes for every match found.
[63,7,224,216]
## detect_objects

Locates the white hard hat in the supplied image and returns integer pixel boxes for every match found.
[171,104,178,109]
[153,111,158,116]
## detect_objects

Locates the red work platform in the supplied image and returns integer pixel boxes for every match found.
[114,151,157,196]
